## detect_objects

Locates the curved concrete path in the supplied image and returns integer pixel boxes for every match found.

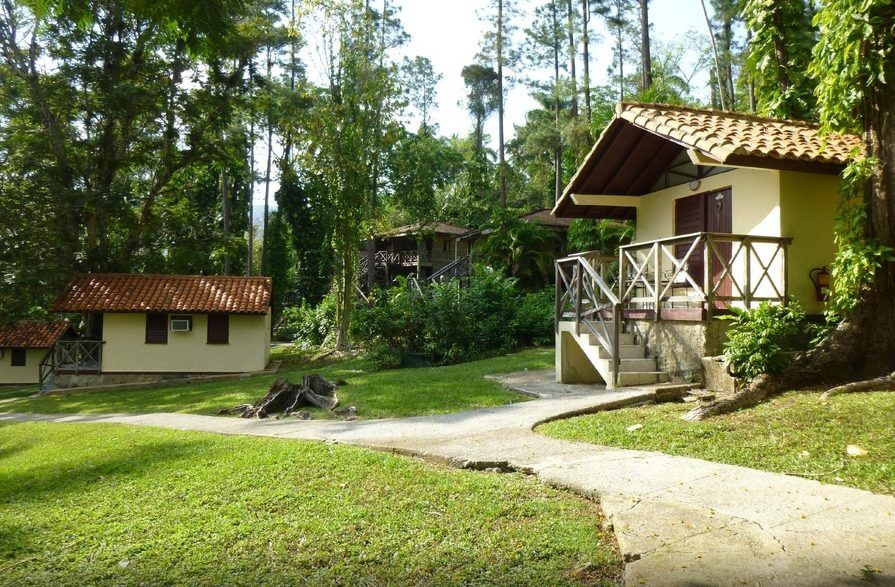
[2,387,894,586]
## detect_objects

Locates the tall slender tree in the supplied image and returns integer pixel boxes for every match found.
[638,0,652,91]
[580,0,593,125]
[743,0,817,119]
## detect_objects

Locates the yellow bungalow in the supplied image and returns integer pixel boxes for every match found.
[48,274,272,389]
[0,321,69,386]
[551,103,860,388]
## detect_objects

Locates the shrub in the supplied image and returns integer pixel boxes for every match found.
[353,268,555,368]
[275,292,339,349]
[722,301,820,380]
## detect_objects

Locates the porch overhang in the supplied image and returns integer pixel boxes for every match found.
[551,102,860,220]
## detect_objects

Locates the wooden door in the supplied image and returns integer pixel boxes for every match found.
[674,189,733,303]
[674,193,707,283]
[707,189,733,305]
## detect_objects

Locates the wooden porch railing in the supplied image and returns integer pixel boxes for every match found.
[618,232,792,319]
[429,255,471,285]
[54,340,103,374]
[555,254,622,387]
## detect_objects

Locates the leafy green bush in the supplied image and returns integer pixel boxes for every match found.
[353,268,554,367]
[275,292,339,349]
[722,301,820,380]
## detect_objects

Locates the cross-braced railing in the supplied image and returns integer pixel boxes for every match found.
[619,232,792,319]
[555,254,623,387]
[55,340,103,374]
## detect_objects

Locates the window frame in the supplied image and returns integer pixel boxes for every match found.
[206,314,230,345]
[10,348,26,367]
[145,312,169,344]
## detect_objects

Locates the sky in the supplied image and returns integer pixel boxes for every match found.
[255,0,718,212]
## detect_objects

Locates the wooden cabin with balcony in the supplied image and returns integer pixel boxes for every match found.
[551,103,861,388]
[359,222,472,289]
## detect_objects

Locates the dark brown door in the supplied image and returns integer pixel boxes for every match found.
[674,193,707,283]
[675,189,733,302]
[707,189,733,305]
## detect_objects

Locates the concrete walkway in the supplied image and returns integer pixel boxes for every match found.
[2,385,894,586]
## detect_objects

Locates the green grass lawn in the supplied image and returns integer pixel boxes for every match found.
[0,386,36,402]
[0,347,553,419]
[0,422,621,585]
[539,391,895,496]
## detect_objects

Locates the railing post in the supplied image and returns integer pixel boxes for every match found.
[574,263,583,336]
[782,241,790,304]
[612,303,621,389]
[744,237,752,308]
[704,234,713,321]
[653,243,661,322]
[554,262,561,334]
[618,249,626,304]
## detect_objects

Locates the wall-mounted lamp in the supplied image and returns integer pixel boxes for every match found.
[688,180,701,191]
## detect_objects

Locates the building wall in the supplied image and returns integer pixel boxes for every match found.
[635,168,782,242]
[779,170,841,315]
[629,167,838,313]
[0,348,48,385]
[101,312,271,373]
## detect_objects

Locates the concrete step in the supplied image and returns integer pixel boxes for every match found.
[587,332,635,346]
[614,358,658,372]
[614,371,671,386]
[597,344,645,360]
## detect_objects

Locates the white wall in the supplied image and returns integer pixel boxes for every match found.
[101,312,271,373]
[0,348,48,385]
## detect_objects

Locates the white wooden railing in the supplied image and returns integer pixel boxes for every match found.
[555,253,622,387]
[618,232,791,319]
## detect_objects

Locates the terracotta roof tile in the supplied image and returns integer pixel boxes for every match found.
[51,274,272,315]
[619,103,863,165]
[521,209,572,228]
[0,320,69,348]
[382,222,470,237]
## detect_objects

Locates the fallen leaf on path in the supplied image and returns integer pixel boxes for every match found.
[626,424,644,432]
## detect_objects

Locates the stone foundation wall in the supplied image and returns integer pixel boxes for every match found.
[628,319,730,383]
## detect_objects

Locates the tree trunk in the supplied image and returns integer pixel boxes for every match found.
[580,0,592,126]
[639,0,652,92]
[497,0,507,208]
[700,0,727,110]
[246,60,255,276]
[337,246,354,350]
[553,0,563,203]
[770,8,792,92]
[221,168,230,275]
[566,0,578,118]
[685,67,895,421]
[616,24,624,102]
[261,49,274,276]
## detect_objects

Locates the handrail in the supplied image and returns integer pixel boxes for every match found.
[54,339,103,375]
[429,255,470,283]
[555,254,622,387]
[38,347,56,392]
[620,232,793,251]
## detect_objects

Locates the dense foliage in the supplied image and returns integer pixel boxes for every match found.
[722,301,820,380]
[352,269,554,368]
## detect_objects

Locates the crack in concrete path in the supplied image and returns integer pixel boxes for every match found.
[2,386,895,587]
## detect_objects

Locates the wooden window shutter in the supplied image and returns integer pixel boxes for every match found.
[145,313,168,344]
[11,348,26,366]
[207,314,229,344]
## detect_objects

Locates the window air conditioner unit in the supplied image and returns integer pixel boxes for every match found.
[170,317,192,332]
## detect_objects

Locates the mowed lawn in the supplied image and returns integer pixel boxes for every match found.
[539,391,895,496]
[0,422,621,586]
[1,348,552,419]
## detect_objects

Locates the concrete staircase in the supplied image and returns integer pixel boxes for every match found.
[557,321,671,387]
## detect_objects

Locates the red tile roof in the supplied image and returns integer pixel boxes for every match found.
[0,320,68,348]
[521,209,572,228]
[382,221,471,238]
[618,103,863,166]
[51,274,272,315]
